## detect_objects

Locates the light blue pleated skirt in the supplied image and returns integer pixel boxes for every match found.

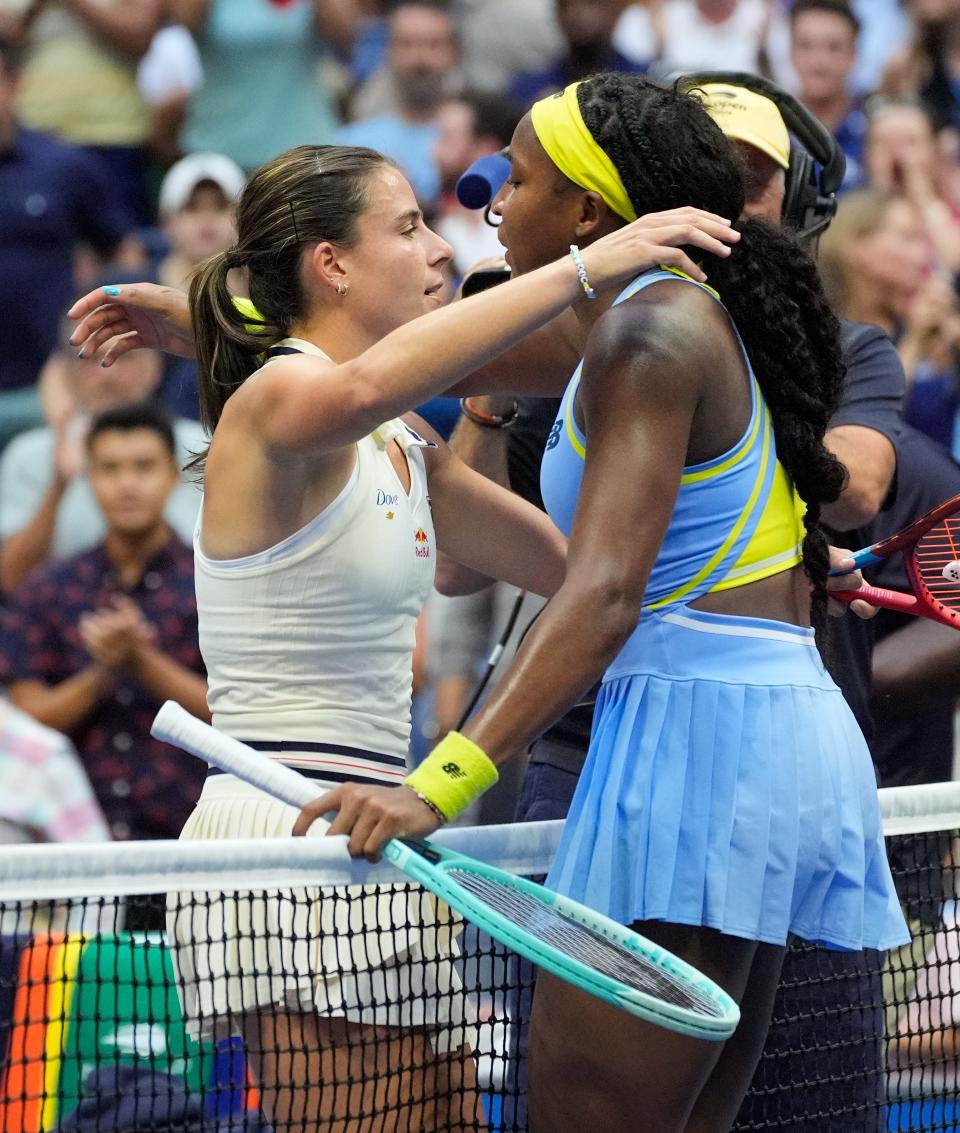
[547,605,909,952]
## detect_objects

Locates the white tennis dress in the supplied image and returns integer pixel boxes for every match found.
[167,339,472,1049]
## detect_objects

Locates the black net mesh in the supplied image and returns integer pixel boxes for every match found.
[0,826,956,1132]
[734,828,960,1133]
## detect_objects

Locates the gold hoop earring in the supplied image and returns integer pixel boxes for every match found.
[335,280,349,297]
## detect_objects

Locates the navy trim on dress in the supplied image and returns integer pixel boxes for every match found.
[206,765,403,785]
[235,738,406,766]
[204,738,408,784]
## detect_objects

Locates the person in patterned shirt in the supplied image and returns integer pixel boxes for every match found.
[0,401,208,842]
[0,698,109,845]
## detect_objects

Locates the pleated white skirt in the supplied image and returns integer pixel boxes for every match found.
[166,775,476,1052]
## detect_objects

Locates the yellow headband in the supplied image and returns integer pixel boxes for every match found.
[530,82,637,223]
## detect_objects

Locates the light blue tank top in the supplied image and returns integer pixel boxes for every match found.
[540,269,802,612]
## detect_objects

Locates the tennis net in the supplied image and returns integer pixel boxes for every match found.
[0,783,957,1132]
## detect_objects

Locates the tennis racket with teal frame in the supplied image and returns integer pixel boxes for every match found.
[152,701,739,1040]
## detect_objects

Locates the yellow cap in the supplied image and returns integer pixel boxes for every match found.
[693,83,791,170]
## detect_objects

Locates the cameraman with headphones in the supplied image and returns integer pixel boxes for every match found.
[440,71,906,1131]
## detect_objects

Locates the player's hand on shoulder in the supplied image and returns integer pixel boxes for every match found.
[579,206,740,291]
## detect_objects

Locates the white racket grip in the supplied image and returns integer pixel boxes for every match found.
[152,701,328,820]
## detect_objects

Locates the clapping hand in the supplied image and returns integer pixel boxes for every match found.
[80,596,156,673]
[53,414,90,487]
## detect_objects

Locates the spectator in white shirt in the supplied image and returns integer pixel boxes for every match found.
[615,0,795,87]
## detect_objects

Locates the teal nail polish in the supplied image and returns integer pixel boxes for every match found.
[102,285,121,296]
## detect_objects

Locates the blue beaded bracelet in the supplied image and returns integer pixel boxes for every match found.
[569,244,597,300]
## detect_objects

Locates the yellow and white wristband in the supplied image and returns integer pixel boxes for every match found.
[403,731,500,823]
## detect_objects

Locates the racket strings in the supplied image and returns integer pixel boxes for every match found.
[447,869,726,1018]
[913,518,960,611]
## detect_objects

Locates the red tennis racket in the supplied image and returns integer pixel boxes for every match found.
[831,493,960,628]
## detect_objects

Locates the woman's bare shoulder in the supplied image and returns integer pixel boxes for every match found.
[587,277,723,368]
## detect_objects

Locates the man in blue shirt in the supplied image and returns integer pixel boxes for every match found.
[340,2,460,206]
[510,0,647,110]
[789,0,868,189]
[0,40,135,451]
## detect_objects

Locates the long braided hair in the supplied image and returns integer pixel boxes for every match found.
[577,73,848,626]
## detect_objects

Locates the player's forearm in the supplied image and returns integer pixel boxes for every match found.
[10,668,109,735]
[452,513,564,598]
[434,553,495,596]
[448,408,512,489]
[444,311,581,398]
[0,481,66,595]
[132,646,210,722]
[822,427,895,530]
[433,412,515,595]
[431,468,566,598]
[872,619,960,704]
[346,260,584,432]
[462,573,640,764]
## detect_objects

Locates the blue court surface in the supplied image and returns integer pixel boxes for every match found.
[888,1099,960,1131]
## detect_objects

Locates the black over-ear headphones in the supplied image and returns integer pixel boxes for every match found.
[676,70,846,243]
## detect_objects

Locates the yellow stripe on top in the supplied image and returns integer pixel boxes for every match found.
[564,388,586,460]
[648,402,772,610]
[530,83,638,223]
[657,265,720,301]
[681,378,763,485]
[712,476,805,591]
[560,362,792,590]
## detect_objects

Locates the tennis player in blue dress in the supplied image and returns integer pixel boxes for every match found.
[299,74,910,1132]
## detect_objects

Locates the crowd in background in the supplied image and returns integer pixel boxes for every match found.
[0,0,959,852]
